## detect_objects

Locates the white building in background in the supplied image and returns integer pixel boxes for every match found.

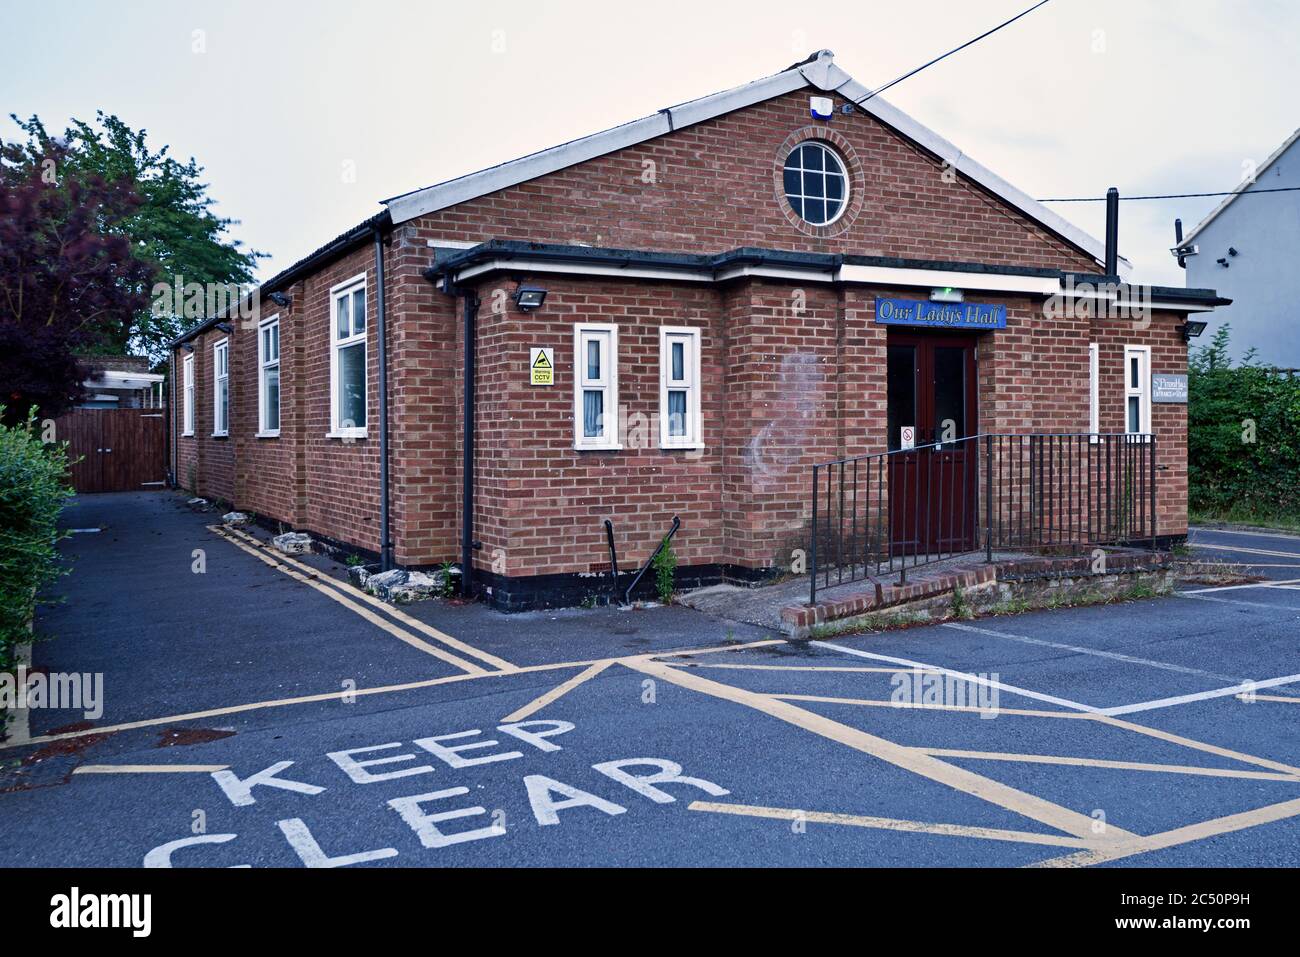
[1177,128,1300,368]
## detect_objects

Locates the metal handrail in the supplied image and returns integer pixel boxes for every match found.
[809,432,1157,605]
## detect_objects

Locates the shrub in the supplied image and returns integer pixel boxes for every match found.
[0,408,73,671]
[652,541,677,604]
[1188,325,1300,522]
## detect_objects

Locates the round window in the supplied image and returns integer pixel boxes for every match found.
[783,141,848,226]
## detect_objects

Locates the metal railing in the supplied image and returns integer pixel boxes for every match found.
[809,432,1157,604]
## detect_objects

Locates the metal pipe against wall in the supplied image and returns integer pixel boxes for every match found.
[461,290,480,598]
[373,228,392,571]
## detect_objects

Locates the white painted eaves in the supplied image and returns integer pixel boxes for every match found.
[1180,127,1300,248]
[384,50,1120,272]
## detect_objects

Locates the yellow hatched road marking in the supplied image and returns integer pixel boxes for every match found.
[623,657,1133,842]
[919,747,1300,782]
[672,663,942,674]
[502,661,613,723]
[217,525,516,671]
[771,692,1088,719]
[1030,796,1300,868]
[688,800,1100,848]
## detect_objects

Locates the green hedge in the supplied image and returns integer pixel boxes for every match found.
[1188,326,1300,521]
[0,410,73,670]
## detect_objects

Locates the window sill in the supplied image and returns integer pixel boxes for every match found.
[660,442,705,452]
[573,442,623,452]
[256,431,280,439]
[181,431,194,438]
[326,430,368,440]
[211,432,229,439]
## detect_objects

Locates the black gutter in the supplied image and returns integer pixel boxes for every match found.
[168,211,392,350]
[426,240,1232,307]
[374,226,393,571]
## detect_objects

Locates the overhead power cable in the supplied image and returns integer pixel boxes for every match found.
[1039,186,1300,202]
[854,0,1053,106]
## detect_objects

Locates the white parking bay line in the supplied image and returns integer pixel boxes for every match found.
[809,641,1102,714]
[1175,592,1300,612]
[1099,673,1300,717]
[941,622,1240,683]
[1180,576,1300,594]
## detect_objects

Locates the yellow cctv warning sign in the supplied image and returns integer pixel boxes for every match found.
[530,347,554,386]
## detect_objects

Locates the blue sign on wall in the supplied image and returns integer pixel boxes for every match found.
[874,297,1006,330]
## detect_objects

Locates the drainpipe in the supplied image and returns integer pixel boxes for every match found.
[373,226,392,571]
[459,288,480,598]
[169,351,177,486]
[1104,186,1119,276]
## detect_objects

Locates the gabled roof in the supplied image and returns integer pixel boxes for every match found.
[383,50,1122,271]
[1181,127,1300,247]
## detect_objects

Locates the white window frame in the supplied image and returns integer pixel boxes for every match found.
[659,326,703,450]
[182,353,195,436]
[329,274,368,438]
[1088,342,1099,442]
[258,315,281,437]
[572,323,621,451]
[783,140,850,227]
[212,338,229,437]
[1123,344,1152,439]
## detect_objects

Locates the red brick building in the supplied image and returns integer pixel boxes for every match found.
[170,51,1226,610]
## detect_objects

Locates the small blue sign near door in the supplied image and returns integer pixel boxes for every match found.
[874,297,1006,330]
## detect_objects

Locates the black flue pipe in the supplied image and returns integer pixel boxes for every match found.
[1104,187,1119,276]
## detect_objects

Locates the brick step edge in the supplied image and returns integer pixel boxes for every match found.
[781,551,1172,634]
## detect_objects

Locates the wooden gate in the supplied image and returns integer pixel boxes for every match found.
[55,408,167,493]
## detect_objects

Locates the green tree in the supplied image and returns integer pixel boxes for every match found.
[3,112,265,361]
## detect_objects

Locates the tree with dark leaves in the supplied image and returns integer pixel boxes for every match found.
[0,142,156,424]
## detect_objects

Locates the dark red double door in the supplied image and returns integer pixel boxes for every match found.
[886,331,979,555]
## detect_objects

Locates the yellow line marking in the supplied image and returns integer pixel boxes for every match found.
[219,525,516,671]
[771,693,1089,719]
[1188,544,1300,561]
[1030,795,1300,868]
[622,658,1134,842]
[1253,694,1300,704]
[672,663,943,675]
[0,662,575,751]
[653,640,786,658]
[1091,713,1300,777]
[0,639,770,753]
[689,800,1099,848]
[919,747,1300,782]
[502,661,613,723]
[74,764,228,774]
[208,526,487,675]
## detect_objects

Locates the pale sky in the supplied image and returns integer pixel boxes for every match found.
[3,0,1296,288]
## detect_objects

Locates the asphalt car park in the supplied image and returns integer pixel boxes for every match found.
[2,495,1299,867]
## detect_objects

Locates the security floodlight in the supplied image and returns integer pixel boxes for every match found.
[1181,320,1208,342]
[513,286,548,311]
[268,291,292,307]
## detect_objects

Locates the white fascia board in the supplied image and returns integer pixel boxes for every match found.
[386,70,811,224]
[453,258,715,285]
[837,263,1060,296]
[821,65,1128,277]
[1181,127,1300,247]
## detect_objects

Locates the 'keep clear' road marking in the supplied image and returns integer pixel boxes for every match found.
[208,525,491,675]
[217,525,516,672]
[809,641,1103,714]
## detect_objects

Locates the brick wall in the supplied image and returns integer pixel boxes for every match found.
[169,81,1195,596]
